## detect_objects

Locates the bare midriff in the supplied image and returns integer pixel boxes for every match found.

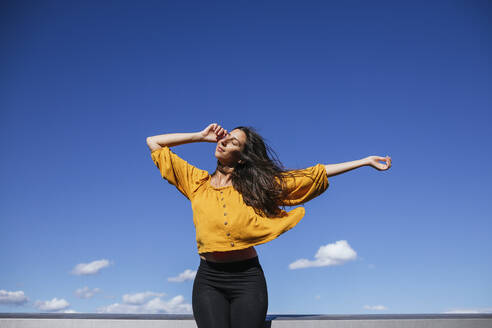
[199,246,258,263]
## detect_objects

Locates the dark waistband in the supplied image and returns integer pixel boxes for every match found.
[199,256,260,272]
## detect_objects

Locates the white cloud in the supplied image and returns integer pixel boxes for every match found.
[33,298,70,312]
[70,259,112,275]
[97,292,191,314]
[122,291,166,305]
[0,290,29,305]
[315,295,321,300]
[168,269,196,282]
[289,240,357,269]
[104,295,117,300]
[443,307,492,314]
[74,286,101,299]
[145,295,191,314]
[363,304,388,311]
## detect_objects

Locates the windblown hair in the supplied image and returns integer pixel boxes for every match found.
[215,126,307,218]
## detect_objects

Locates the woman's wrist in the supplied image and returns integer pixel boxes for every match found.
[193,131,215,143]
[192,131,205,142]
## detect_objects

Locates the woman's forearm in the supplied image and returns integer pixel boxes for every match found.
[324,158,369,178]
[146,132,203,150]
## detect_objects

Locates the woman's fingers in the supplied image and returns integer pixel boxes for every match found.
[216,126,227,136]
[206,123,229,139]
[382,156,391,170]
[378,156,391,163]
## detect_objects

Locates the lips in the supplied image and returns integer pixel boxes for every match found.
[217,146,225,152]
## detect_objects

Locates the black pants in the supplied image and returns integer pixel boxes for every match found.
[192,256,268,328]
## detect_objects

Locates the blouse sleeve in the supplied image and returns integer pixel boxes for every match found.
[150,146,209,200]
[277,164,329,206]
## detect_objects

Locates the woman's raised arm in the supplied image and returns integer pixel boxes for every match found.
[324,155,392,177]
[146,123,228,151]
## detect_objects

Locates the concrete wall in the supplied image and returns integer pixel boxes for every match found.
[1,313,491,328]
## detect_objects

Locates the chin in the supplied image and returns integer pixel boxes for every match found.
[214,151,223,160]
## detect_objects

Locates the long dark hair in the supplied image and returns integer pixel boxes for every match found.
[216,126,306,218]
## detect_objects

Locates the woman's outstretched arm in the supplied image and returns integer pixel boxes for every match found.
[324,155,392,178]
[146,123,228,151]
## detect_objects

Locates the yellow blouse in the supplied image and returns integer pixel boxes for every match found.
[151,146,329,254]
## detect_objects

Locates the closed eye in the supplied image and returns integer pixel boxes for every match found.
[225,135,240,146]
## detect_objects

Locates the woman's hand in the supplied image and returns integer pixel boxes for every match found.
[200,123,228,143]
[366,155,392,171]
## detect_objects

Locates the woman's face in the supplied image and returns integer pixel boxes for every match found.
[215,129,247,166]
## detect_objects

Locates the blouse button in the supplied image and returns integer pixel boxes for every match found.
[223,205,226,208]
[230,242,234,246]
[224,221,228,225]
[224,213,227,216]
[221,198,224,200]
[220,191,223,194]
[226,232,230,236]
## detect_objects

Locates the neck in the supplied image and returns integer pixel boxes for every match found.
[213,162,234,184]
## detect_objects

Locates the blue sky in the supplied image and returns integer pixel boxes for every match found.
[1,0,491,315]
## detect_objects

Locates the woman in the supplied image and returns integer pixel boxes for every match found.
[146,123,391,328]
